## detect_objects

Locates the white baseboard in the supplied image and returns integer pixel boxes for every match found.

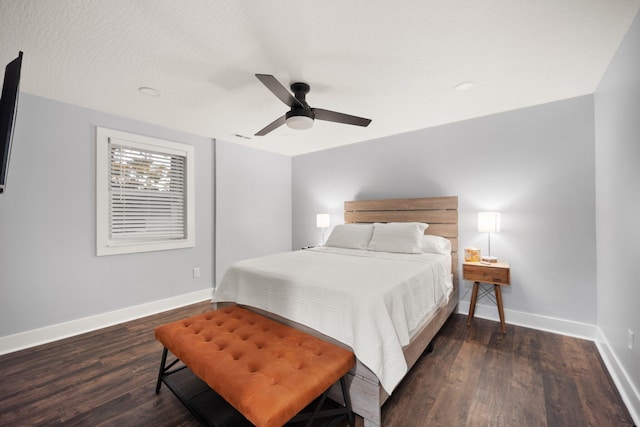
[456,300,597,340]
[0,288,213,356]
[595,328,640,426]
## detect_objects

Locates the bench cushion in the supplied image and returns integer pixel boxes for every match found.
[154,305,355,427]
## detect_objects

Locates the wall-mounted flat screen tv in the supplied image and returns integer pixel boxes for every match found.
[0,51,23,194]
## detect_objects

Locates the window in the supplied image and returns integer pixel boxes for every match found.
[96,127,194,256]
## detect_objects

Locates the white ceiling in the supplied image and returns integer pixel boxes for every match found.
[1,1,639,156]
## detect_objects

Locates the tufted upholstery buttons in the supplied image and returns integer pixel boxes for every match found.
[155,305,355,427]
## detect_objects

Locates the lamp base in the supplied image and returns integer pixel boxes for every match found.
[482,256,498,263]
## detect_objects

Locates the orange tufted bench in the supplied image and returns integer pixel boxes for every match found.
[154,305,355,427]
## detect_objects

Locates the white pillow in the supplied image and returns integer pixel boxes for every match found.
[421,235,451,254]
[324,224,374,249]
[367,222,428,254]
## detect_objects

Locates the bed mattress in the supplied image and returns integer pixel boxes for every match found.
[213,247,452,393]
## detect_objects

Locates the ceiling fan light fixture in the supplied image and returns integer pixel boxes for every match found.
[286,115,314,130]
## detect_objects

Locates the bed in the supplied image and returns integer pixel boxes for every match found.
[213,196,459,427]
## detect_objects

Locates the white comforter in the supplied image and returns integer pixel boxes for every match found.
[213,247,452,393]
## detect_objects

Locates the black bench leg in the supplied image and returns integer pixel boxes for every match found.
[288,375,355,427]
[155,347,168,393]
[340,376,355,427]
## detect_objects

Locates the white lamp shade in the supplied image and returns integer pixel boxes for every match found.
[316,214,330,228]
[478,212,501,233]
[286,115,314,130]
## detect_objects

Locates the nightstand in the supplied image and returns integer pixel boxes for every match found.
[463,261,511,334]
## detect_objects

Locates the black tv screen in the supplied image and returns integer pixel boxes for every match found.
[0,51,23,194]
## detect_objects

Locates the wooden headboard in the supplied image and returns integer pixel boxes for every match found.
[344,196,459,284]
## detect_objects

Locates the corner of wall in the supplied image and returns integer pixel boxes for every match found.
[595,327,640,425]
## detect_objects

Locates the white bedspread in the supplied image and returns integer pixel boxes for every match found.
[213,247,452,393]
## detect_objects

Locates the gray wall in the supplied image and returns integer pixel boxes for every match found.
[292,95,597,325]
[215,140,291,285]
[0,94,214,336]
[595,9,640,417]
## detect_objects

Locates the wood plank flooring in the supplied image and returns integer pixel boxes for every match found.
[0,301,633,426]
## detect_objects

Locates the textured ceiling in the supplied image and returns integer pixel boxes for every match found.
[1,0,639,156]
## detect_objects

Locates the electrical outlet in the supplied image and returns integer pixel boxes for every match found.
[628,329,634,350]
[193,267,200,279]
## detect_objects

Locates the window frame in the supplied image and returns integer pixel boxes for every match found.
[96,127,195,256]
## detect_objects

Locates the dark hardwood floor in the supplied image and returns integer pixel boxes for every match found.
[0,302,633,426]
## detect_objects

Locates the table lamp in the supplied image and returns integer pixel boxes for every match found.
[478,212,500,262]
[316,214,330,246]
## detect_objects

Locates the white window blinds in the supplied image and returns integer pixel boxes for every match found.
[96,127,194,256]
[109,141,186,241]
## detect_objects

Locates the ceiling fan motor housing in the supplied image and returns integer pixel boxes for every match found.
[286,108,315,120]
[287,82,315,127]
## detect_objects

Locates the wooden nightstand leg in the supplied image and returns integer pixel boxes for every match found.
[494,284,506,334]
[467,282,480,326]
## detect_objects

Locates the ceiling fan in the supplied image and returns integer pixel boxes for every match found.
[254,74,372,136]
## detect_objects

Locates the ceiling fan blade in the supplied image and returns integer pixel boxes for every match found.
[313,108,371,127]
[255,74,303,108]
[255,115,287,136]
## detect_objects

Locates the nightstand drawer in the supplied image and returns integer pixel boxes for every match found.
[463,264,510,285]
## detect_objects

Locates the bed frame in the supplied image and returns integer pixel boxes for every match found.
[220,196,458,427]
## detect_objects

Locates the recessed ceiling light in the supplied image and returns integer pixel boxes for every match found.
[454,81,476,92]
[138,86,161,97]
